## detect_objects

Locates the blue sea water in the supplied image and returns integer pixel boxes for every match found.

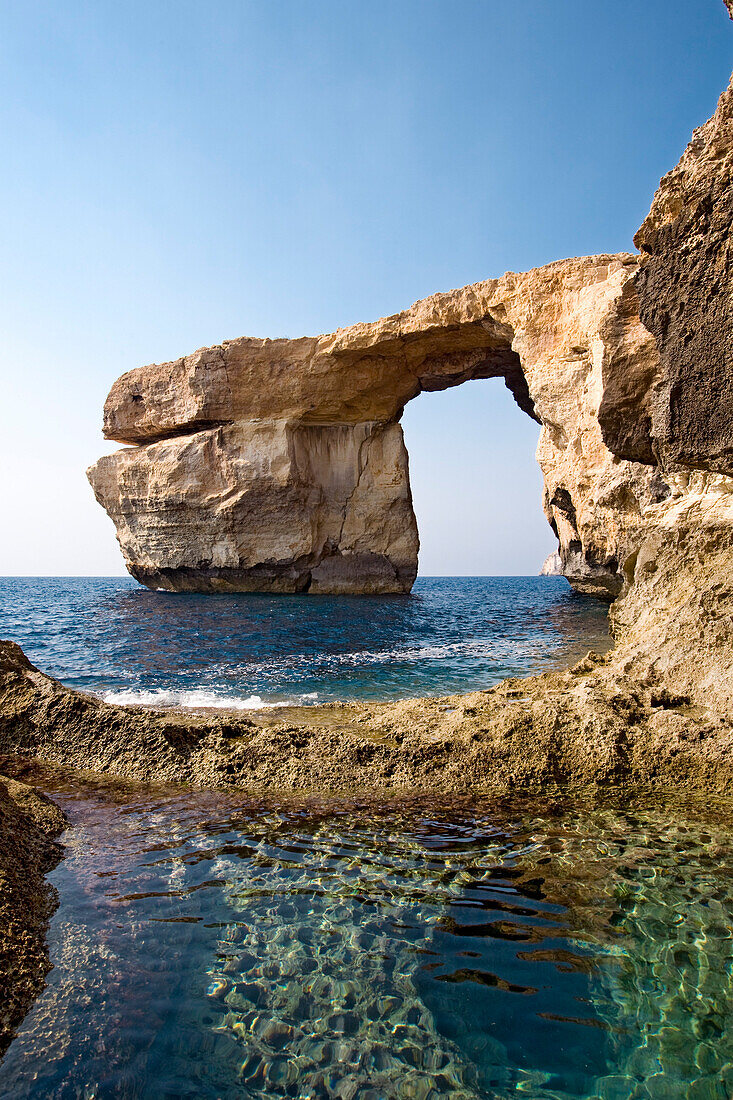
[5,577,732,1099]
[0,576,611,707]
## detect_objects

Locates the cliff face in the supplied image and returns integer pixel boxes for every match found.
[600,71,733,715]
[600,76,733,474]
[89,255,662,597]
[610,471,733,714]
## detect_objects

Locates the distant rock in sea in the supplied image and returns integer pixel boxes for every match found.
[540,551,562,577]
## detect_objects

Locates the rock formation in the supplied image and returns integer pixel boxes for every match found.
[91,419,418,595]
[91,64,733,630]
[0,769,66,1057]
[598,71,733,716]
[92,63,733,605]
[539,550,562,576]
[89,256,664,598]
[599,76,733,475]
[4,637,733,796]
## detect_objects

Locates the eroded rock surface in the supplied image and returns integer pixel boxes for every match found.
[600,74,733,475]
[3,638,733,798]
[90,255,663,598]
[91,420,418,594]
[593,66,733,727]
[0,770,66,1058]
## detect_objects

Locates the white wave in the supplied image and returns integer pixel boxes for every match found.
[101,688,319,710]
[346,641,517,663]
[234,638,552,674]
[367,637,553,663]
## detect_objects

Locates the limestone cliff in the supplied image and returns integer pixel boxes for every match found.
[599,75,733,475]
[89,255,662,598]
[599,70,733,716]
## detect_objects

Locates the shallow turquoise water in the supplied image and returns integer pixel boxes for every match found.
[0,576,610,706]
[2,780,733,1099]
[1,578,727,1097]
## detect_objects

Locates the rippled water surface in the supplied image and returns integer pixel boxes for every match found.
[2,780,733,1099]
[4,579,723,1097]
[0,577,610,706]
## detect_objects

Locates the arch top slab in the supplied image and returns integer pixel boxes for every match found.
[100,253,637,445]
[89,251,663,597]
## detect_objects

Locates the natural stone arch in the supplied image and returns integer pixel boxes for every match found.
[89,253,662,599]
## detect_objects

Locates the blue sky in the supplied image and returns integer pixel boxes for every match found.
[1,0,730,575]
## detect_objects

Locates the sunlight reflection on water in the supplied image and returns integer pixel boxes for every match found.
[1,780,732,1099]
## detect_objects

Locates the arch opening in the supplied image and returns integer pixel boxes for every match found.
[401,377,555,577]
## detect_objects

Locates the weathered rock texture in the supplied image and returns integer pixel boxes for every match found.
[600,75,733,475]
[91,420,418,594]
[610,472,733,715]
[0,769,66,1058]
[89,255,665,598]
[594,70,733,730]
[3,638,733,797]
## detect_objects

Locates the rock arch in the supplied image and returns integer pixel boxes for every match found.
[88,253,662,598]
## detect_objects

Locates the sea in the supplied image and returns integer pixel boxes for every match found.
[2,577,733,1100]
[0,576,611,707]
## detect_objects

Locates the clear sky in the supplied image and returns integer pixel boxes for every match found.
[1,1,730,577]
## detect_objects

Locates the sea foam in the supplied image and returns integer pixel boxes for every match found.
[101,688,319,710]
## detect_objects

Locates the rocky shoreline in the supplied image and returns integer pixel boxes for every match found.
[0,773,67,1058]
[2,638,733,797]
[1,18,730,1068]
